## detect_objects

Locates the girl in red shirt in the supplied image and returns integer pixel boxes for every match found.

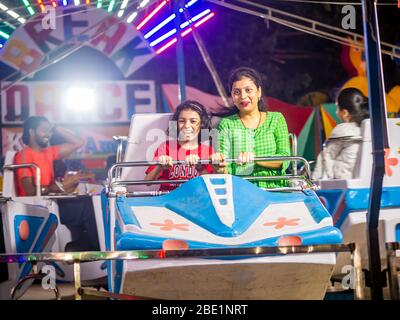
[145,101,214,191]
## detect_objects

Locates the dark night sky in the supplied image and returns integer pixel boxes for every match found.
[134,0,400,103]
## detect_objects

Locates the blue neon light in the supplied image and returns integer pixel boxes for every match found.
[150,28,176,46]
[144,13,176,39]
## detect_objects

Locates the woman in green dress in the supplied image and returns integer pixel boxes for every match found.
[211,67,290,188]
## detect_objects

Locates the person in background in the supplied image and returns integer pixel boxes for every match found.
[312,88,370,180]
[14,116,99,251]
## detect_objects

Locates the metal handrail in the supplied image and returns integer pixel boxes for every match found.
[108,156,312,185]
[3,164,41,197]
[0,243,363,300]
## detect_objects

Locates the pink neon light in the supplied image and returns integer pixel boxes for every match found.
[194,12,214,28]
[181,28,192,37]
[137,0,168,30]
[156,38,177,54]
[156,12,214,54]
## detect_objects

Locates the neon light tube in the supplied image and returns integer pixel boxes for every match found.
[156,38,177,54]
[136,0,167,31]
[181,27,192,37]
[0,30,10,39]
[139,0,150,8]
[194,12,214,27]
[144,13,175,39]
[150,28,176,47]
[108,0,115,12]
[127,11,138,23]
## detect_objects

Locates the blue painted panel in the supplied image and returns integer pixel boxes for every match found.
[117,176,332,238]
[115,226,342,251]
[396,224,400,242]
[14,215,44,254]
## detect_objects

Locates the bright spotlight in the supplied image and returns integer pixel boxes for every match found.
[67,87,95,112]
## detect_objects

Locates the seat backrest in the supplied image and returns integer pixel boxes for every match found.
[348,118,400,188]
[2,151,17,197]
[121,113,172,191]
[121,114,221,191]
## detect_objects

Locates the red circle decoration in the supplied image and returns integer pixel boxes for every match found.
[278,236,302,246]
[162,239,189,250]
[19,220,30,241]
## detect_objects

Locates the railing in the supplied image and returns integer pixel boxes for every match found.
[0,243,363,300]
[3,164,41,197]
[106,156,315,196]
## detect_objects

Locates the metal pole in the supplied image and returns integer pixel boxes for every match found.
[361,0,389,300]
[174,0,186,103]
[183,10,230,108]
[74,261,82,300]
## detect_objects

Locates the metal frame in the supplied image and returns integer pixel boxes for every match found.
[105,156,315,196]
[288,133,298,175]
[0,243,363,300]
[3,164,41,197]
[386,242,400,300]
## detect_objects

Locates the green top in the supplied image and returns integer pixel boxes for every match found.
[217,111,290,188]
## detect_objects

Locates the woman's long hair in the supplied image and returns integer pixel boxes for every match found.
[337,88,369,125]
[214,67,267,117]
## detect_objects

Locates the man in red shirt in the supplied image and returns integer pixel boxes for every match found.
[15,116,83,196]
[14,116,99,251]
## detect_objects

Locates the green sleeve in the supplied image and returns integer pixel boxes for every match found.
[273,113,291,172]
[217,118,233,174]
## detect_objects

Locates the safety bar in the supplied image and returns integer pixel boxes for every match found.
[0,243,363,300]
[113,136,128,180]
[3,164,41,197]
[108,156,312,183]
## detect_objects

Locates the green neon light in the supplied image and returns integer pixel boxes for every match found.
[108,0,116,12]
[0,30,10,39]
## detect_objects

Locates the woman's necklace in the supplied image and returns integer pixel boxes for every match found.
[240,111,262,130]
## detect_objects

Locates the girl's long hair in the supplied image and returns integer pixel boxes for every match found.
[337,88,370,125]
[169,100,211,143]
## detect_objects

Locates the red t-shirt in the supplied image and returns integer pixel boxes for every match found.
[145,141,214,191]
[14,146,60,196]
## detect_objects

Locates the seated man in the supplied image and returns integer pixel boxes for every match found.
[14,116,99,251]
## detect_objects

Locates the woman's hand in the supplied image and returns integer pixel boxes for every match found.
[158,155,173,169]
[237,151,254,165]
[211,152,228,174]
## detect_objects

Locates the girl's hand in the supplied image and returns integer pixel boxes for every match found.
[237,152,254,165]
[158,155,173,169]
[185,154,200,166]
[210,152,228,173]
